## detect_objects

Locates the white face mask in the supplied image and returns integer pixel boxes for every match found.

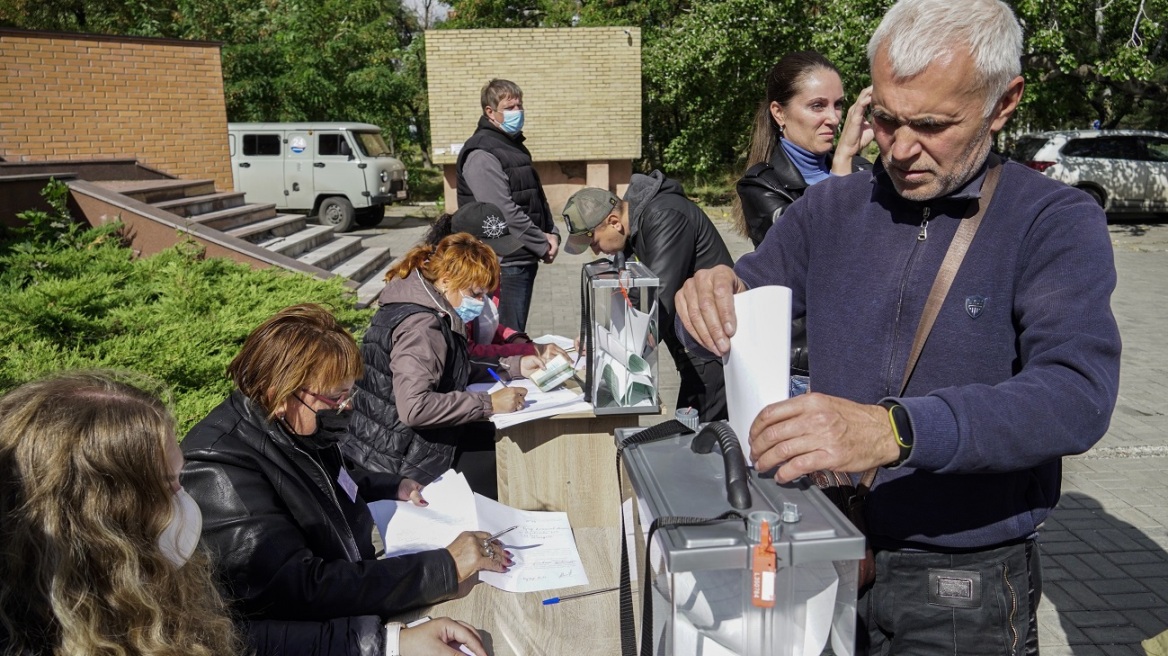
[158,487,203,568]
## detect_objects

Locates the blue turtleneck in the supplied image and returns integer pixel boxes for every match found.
[780,138,831,186]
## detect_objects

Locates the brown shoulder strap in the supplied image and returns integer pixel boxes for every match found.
[859,156,1004,488]
[899,157,1003,396]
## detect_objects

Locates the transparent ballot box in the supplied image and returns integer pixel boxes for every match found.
[581,260,660,415]
[618,425,866,656]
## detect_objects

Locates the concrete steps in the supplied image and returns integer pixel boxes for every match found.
[98,176,393,299]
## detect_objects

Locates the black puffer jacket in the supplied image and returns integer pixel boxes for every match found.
[625,170,734,366]
[181,392,459,653]
[736,143,872,374]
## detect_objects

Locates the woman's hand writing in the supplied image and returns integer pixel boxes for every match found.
[490,387,527,414]
[446,531,513,582]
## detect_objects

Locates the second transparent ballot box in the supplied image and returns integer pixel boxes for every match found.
[581,260,660,415]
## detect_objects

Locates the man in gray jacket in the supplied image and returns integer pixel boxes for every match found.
[562,171,734,420]
[456,79,560,333]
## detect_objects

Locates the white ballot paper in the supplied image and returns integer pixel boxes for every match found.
[368,470,588,593]
[474,495,589,593]
[723,286,792,460]
[467,379,591,429]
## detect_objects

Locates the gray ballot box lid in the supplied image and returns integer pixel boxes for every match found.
[585,260,660,288]
[618,425,866,574]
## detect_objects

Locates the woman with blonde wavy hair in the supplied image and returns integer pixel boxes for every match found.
[0,371,240,656]
[346,232,544,499]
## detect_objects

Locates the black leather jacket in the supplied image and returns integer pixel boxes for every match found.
[181,392,459,653]
[736,144,872,374]
[737,143,873,248]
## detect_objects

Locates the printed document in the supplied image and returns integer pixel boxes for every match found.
[368,470,588,593]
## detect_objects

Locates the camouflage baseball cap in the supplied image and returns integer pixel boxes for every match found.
[561,188,621,255]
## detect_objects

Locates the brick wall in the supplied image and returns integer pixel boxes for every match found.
[426,27,641,209]
[0,29,232,191]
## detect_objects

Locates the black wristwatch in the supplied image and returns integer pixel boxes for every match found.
[878,400,914,467]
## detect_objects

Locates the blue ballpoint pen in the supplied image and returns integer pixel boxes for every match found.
[488,368,510,388]
[542,586,621,605]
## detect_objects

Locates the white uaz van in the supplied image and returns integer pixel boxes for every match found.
[228,122,408,232]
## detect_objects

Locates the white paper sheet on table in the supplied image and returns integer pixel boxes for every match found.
[474,494,589,593]
[723,286,792,460]
[370,470,478,557]
[467,379,591,428]
[368,469,589,593]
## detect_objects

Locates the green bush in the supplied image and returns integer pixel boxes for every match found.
[0,181,374,435]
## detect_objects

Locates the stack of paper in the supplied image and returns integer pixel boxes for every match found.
[367,470,589,593]
[468,378,591,428]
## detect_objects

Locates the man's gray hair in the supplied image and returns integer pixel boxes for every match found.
[867,0,1022,116]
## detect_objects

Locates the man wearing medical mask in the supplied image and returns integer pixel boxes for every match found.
[456,78,560,334]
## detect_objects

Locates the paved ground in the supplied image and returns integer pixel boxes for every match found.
[360,205,1168,655]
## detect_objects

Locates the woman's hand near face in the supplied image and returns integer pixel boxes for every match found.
[400,618,489,656]
[445,531,512,582]
[833,85,875,175]
[489,387,527,414]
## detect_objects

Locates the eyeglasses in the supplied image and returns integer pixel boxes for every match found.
[300,387,357,413]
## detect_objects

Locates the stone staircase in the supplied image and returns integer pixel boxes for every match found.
[92,179,395,306]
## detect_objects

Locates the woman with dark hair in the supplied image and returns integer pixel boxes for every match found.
[347,233,543,499]
[0,371,241,656]
[181,305,498,655]
[735,50,875,248]
[735,51,875,378]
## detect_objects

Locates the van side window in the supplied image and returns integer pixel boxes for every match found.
[319,134,350,157]
[243,134,281,156]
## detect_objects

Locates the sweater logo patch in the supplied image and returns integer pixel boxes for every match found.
[965,295,986,319]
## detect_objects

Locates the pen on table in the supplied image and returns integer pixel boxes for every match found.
[542,586,620,605]
[487,368,510,388]
[486,525,518,542]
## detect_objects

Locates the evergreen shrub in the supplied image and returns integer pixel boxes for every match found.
[0,181,375,434]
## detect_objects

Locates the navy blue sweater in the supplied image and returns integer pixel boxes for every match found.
[727,160,1121,550]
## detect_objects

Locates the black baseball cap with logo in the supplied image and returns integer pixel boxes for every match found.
[452,202,525,257]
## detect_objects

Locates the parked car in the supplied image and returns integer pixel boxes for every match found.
[228,122,408,232]
[1011,130,1168,215]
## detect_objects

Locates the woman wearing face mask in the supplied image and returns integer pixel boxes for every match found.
[346,233,543,500]
[181,305,500,655]
[734,51,875,380]
[0,371,240,655]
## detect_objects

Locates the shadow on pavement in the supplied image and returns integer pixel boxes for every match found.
[1041,490,1168,655]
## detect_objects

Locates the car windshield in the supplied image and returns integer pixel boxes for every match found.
[1011,137,1049,162]
[354,132,392,157]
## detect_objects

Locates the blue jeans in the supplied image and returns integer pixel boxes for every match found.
[497,263,538,333]
[790,375,810,397]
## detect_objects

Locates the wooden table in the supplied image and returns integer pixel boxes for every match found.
[394,527,637,656]
[493,402,657,529]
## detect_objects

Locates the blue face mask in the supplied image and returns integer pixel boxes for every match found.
[454,294,486,323]
[499,109,524,135]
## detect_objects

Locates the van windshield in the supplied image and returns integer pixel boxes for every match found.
[354,132,392,157]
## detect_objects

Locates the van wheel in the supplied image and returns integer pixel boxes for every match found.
[319,197,355,232]
[355,206,385,228]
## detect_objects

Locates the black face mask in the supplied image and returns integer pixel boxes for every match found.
[289,394,353,448]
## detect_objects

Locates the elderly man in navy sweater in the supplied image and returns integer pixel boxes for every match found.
[677,0,1121,653]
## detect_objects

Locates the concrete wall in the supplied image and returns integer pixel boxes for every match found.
[0,29,232,191]
[425,27,641,211]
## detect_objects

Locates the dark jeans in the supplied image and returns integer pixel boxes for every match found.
[859,539,1042,655]
[676,356,728,422]
[497,262,538,333]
